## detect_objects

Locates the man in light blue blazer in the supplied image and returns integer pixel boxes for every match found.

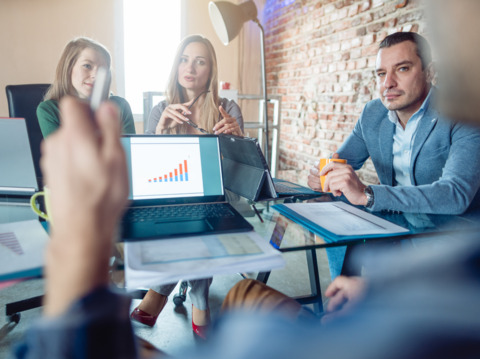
[308,32,480,215]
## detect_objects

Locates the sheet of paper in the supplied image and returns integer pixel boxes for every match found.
[139,233,262,265]
[282,201,409,236]
[125,231,284,289]
[0,220,49,281]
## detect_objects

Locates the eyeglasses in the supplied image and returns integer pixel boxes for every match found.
[184,91,210,134]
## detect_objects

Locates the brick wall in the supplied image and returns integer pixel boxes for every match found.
[263,0,426,185]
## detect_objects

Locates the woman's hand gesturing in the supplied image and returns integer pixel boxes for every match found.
[213,105,243,136]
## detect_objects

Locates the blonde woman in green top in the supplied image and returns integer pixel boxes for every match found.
[37,37,135,137]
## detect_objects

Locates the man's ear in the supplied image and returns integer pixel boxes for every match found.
[425,62,436,85]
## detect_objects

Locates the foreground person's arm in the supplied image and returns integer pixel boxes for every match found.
[13,97,137,359]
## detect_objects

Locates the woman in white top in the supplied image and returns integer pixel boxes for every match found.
[132,35,244,339]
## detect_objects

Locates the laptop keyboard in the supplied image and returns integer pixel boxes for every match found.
[124,203,236,223]
[274,182,304,194]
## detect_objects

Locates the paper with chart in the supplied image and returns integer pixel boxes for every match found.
[0,220,49,281]
[281,201,409,236]
[124,231,285,289]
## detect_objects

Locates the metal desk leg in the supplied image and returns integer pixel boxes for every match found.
[341,243,363,276]
[295,248,323,313]
[5,295,44,323]
[256,271,271,284]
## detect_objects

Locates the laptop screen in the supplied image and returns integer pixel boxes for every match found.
[121,135,224,204]
[0,118,38,195]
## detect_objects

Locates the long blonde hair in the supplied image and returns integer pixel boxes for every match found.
[166,35,220,134]
[44,37,111,101]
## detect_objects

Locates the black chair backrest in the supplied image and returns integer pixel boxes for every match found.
[6,84,51,187]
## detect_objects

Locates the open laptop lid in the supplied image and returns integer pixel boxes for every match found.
[0,118,38,196]
[121,135,225,206]
[219,135,269,169]
[219,135,277,201]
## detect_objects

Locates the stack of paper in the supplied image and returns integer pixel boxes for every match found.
[0,220,49,281]
[124,231,284,289]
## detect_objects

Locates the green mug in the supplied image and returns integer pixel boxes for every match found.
[30,186,52,222]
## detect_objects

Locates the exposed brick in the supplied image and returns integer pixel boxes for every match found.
[361,0,372,12]
[363,33,376,46]
[362,43,379,57]
[351,37,362,48]
[350,48,362,59]
[337,8,348,20]
[352,17,363,27]
[367,21,385,33]
[356,57,368,69]
[347,61,356,71]
[335,1,345,10]
[385,18,397,28]
[348,4,360,17]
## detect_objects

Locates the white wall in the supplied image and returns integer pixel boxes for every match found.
[0,0,241,116]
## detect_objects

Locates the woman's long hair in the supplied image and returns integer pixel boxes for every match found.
[44,37,111,101]
[165,35,220,134]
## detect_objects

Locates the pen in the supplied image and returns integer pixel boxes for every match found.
[89,67,110,112]
[183,91,210,134]
[252,204,264,223]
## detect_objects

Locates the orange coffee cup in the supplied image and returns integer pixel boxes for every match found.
[319,158,347,191]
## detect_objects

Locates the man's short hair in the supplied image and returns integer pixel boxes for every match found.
[379,32,432,69]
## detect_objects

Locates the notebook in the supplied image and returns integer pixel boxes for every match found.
[120,135,253,241]
[0,118,38,196]
[219,135,319,201]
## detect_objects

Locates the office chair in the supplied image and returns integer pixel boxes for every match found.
[6,84,51,188]
[3,84,49,324]
[2,86,182,323]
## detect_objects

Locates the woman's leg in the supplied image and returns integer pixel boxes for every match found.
[131,283,179,327]
[151,283,177,298]
[189,278,213,325]
[134,283,176,317]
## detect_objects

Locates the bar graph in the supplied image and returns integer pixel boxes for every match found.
[129,137,204,199]
[148,160,189,183]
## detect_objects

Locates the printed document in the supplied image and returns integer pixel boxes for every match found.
[125,231,284,289]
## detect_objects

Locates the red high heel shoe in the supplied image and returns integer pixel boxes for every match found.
[191,305,210,339]
[192,319,209,340]
[130,307,159,327]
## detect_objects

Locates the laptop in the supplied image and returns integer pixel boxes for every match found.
[219,135,320,201]
[120,135,253,241]
[0,118,38,197]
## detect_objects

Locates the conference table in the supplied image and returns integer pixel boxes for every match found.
[2,193,480,320]
[0,196,40,323]
[230,193,480,312]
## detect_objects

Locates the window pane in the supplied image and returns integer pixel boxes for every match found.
[123,0,181,114]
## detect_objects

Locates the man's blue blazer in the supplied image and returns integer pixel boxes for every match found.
[337,96,480,214]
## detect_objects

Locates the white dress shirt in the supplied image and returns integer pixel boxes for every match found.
[388,90,433,187]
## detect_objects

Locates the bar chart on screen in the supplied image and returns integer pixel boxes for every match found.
[148,159,190,183]
[130,138,204,199]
